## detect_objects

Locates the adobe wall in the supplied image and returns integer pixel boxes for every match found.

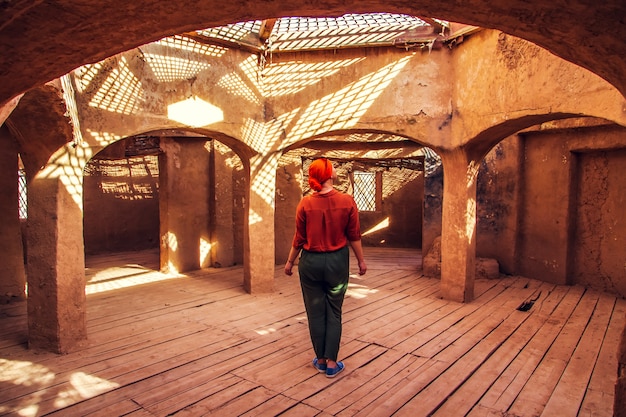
[475,137,523,274]
[573,147,626,295]
[423,139,521,269]
[213,140,246,267]
[266,47,454,149]
[83,155,160,254]
[518,124,626,293]
[475,122,626,297]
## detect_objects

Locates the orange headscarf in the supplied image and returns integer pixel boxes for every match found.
[308,158,333,192]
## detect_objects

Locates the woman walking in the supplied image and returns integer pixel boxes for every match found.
[284,158,367,378]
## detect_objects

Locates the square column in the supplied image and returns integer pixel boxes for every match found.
[159,138,212,273]
[440,149,479,302]
[243,153,278,293]
[27,159,87,352]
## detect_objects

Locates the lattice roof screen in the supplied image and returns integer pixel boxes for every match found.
[271,14,429,51]
[197,13,439,52]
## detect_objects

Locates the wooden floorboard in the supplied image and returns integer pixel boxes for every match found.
[0,247,623,417]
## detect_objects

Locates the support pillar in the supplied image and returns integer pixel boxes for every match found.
[0,126,26,302]
[26,147,87,353]
[243,153,278,293]
[439,149,479,302]
[159,138,212,273]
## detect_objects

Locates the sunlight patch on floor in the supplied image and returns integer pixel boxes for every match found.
[346,282,379,299]
[0,359,119,417]
[86,266,183,295]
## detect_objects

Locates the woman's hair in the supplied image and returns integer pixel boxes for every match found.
[308,158,333,192]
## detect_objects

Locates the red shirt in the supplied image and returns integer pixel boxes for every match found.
[292,189,362,252]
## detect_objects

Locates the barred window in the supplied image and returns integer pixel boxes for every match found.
[18,169,27,219]
[353,171,376,211]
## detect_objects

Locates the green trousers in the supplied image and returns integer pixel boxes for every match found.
[298,246,350,361]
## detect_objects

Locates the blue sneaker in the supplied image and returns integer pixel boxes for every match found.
[326,361,344,378]
[312,358,327,372]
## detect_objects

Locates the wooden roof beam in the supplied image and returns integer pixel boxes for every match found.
[259,18,277,43]
[285,139,422,153]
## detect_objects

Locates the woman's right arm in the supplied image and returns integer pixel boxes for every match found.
[284,246,301,276]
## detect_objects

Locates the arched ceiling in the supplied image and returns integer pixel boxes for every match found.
[0,0,624,107]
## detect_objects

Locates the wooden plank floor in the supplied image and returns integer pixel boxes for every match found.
[1,248,624,416]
